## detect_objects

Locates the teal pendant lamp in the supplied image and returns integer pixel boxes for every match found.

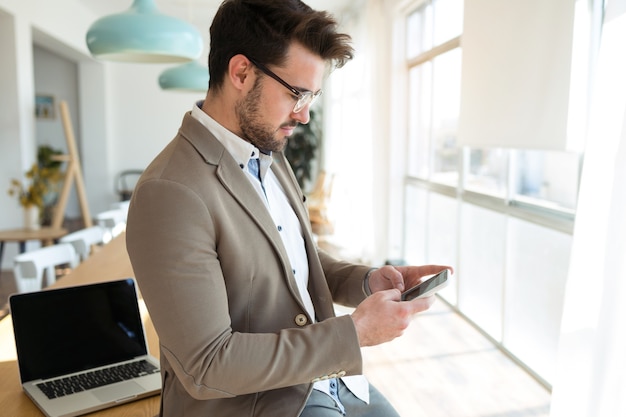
[159,61,209,92]
[86,0,203,63]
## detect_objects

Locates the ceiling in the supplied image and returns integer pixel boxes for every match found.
[78,0,356,38]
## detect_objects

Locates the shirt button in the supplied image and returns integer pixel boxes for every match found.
[277,225,282,231]
[239,163,244,169]
[295,314,308,326]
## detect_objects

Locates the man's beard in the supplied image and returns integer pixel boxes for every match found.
[235,78,296,152]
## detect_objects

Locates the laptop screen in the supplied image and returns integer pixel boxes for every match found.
[10,279,148,382]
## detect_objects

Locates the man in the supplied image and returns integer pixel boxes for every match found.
[126,0,451,416]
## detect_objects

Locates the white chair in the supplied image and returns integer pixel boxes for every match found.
[110,200,130,222]
[13,243,79,293]
[95,209,127,243]
[59,226,106,261]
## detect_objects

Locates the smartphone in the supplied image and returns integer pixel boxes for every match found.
[400,269,449,301]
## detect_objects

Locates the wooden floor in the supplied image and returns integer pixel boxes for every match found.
[358,299,552,417]
[0,268,551,416]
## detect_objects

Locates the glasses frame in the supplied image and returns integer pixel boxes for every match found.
[247,56,322,113]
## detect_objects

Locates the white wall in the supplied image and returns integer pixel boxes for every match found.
[0,0,210,270]
[0,8,36,230]
[107,63,206,177]
[33,45,81,217]
[0,0,100,272]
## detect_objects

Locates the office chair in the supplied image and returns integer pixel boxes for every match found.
[115,169,143,201]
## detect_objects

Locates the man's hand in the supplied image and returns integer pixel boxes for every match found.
[351,289,435,347]
[367,264,453,294]
[353,264,453,347]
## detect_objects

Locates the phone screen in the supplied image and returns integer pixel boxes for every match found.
[400,269,449,301]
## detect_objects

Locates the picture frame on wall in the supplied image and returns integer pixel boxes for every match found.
[35,94,55,119]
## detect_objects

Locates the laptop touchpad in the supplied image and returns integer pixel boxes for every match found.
[93,381,145,403]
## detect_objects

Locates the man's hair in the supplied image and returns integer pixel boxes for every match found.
[208,0,354,90]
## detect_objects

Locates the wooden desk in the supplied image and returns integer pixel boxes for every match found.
[0,233,160,417]
[0,227,68,250]
[0,227,68,278]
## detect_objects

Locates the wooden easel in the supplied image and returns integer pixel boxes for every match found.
[50,100,93,229]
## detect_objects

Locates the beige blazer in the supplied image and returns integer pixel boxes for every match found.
[126,113,370,417]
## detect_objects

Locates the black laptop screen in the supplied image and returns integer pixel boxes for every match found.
[10,278,148,382]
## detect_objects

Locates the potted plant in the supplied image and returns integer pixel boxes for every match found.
[36,145,64,225]
[8,146,63,229]
[285,108,322,191]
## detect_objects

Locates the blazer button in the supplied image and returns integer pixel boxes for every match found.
[295,314,308,326]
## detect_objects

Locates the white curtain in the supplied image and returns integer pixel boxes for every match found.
[550,1,626,415]
[322,0,388,262]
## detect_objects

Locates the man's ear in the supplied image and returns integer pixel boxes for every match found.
[228,54,254,91]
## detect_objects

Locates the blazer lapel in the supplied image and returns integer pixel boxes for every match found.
[178,114,308,307]
[178,113,278,238]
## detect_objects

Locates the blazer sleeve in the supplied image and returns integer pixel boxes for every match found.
[317,248,370,308]
[126,176,363,400]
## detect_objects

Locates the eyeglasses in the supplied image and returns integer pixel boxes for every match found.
[248,57,322,113]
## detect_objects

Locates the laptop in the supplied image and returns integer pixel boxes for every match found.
[9,278,161,417]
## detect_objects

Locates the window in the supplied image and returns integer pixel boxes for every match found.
[404,0,582,217]
[464,148,581,214]
[398,0,589,387]
[405,1,462,186]
[431,49,461,186]
[511,150,580,213]
[464,148,508,198]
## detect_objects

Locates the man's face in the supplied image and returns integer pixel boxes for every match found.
[235,43,325,152]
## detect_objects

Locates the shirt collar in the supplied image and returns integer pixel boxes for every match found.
[191,100,272,171]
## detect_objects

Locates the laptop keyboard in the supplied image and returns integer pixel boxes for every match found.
[36,360,159,399]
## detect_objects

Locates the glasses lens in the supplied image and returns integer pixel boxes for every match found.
[293,91,322,113]
[293,94,311,113]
